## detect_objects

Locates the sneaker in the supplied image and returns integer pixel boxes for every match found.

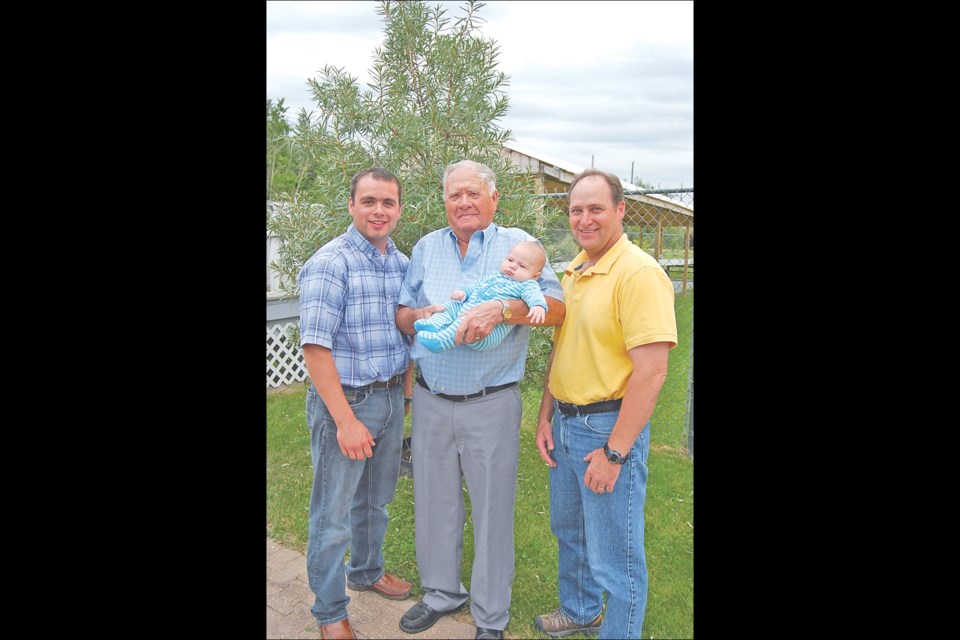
[533,609,602,638]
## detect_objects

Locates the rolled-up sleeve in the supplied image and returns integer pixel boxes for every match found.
[537,254,564,301]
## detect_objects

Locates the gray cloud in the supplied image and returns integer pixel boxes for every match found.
[267,2,383,35]
[266,0,692,187]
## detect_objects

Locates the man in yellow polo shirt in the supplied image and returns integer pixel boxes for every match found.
[534,169,678,639]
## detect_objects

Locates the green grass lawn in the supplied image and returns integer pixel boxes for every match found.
[651,290,694,450]
[267,386,693,638]
[268,289,693,638]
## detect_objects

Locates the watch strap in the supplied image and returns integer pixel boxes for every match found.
[603,442,628,464]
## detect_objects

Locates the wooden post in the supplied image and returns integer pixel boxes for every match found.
[655,216,663,260]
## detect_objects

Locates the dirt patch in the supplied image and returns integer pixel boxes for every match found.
[267,382,311,397]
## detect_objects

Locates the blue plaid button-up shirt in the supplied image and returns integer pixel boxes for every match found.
[298,224,410,387]
[399,223,563,396]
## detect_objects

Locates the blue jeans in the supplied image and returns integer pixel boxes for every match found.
[304,383,404,625]
[549,403,651,639]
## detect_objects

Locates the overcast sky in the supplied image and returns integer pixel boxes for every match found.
[267,1,692,189]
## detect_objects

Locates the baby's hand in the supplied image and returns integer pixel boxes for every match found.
[528,306,546,324]
[451,290,466,301]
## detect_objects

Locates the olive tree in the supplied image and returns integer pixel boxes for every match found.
[267,0,543,295]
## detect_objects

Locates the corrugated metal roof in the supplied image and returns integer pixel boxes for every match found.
[502,140,585,176]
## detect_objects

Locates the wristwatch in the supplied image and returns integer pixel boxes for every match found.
[499,299,512,320]
[603,442,628,465]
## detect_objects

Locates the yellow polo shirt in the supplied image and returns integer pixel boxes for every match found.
[548,234,678,406]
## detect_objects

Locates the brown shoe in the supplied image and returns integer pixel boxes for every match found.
[347,571,413,600]
[533,609,602,638]
[319,618,356,640]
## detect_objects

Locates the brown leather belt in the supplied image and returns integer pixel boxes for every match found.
[343,373,403,392]
[369,373,404,388]
[556,398,623,416]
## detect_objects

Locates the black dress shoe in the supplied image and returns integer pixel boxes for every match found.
[475,627,504,639]
[399,601,450,634]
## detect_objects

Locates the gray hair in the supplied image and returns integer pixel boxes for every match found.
[442,160,497,198]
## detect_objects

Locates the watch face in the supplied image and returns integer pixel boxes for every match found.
[503,307,512,319]
[604,443,626,464]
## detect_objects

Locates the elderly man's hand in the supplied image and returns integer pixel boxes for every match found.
[454,300,503,346]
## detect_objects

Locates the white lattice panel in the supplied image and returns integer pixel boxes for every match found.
[267,322,308,388]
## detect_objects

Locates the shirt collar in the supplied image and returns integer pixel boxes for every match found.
[446,222,497,247]
[346,223,396,258]
[567,233,630,276]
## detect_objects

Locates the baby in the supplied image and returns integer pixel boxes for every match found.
[414,240,549,353]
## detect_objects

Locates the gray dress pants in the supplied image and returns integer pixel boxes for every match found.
[410,383,522,631]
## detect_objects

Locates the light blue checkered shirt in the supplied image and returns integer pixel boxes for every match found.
[298,224,410,387]
[399,223,563,395]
